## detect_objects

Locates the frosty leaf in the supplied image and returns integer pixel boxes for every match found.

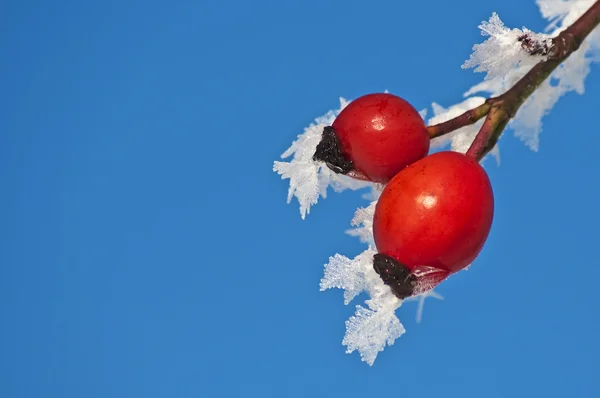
[273,97,373,219]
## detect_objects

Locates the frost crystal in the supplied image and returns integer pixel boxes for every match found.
[320,248,404,365]
[462,13,551,82]
[320,251,372,305]
[345,201,378,245]
[320,245,445,365]
[273,98,374,219]
[343,302,404,366]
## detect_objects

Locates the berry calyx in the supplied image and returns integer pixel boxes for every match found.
[373,151,494,296]
[313,126,354,174]
[313,93,430,183]
[373,253,450,299]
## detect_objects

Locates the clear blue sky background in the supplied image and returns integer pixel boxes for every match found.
[2,0,599,397]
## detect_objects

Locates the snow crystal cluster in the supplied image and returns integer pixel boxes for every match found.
[273,0,599,365]
[319,205,444,365]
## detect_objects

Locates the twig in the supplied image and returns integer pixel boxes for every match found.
[465,105,508,159]
[427,101,491,138]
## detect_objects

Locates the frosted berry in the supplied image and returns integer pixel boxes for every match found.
[372,151,494,298]
[314,93,430,183]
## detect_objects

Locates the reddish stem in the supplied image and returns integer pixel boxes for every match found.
[427,102,491,138]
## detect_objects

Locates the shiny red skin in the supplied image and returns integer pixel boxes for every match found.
[332,93,430,183]
[373,151,494,274]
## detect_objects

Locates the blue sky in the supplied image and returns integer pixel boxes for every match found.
[2,0,599,397]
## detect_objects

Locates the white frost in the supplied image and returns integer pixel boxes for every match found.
[462,12,551,83]
[320,248,404,366]
[538,0,598,31]
[343,302,405,366]
[345,201,378,246]
[320,251,372,306]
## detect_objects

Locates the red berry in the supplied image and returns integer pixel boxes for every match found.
[332,93,430,183]
[373,151,494,274]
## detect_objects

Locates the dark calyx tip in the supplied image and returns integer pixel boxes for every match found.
[312,126,354,174]
[373,253,417,300]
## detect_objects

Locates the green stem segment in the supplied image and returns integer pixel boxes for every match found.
[428,1,600,161]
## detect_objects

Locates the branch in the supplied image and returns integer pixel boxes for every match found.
[428,0,600,160]
[427,101,491,138]
[465,105,508,159]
